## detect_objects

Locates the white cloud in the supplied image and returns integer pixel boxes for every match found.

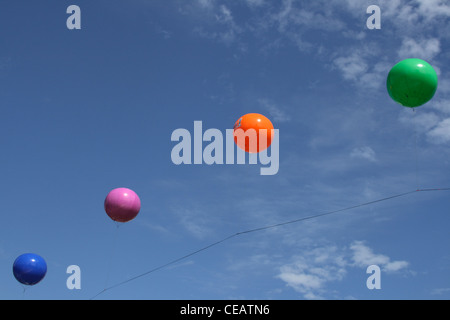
[427,118,450,144]
[397,38,441,61]
[384,260,410,272]
[245,0,265,8]
[399,111,450,145]
[216,4,232,23]
[437,78,450,95]
[277,246,347,299]
[399,111,440,132]
[258,98,290,123]
[350,146,377,162]
[277,241,410,299]
[416,0,450,19]
[197,0,215,9]
[331,48,390,91]
[171,205,217,239]
[184,0,449,60]
[202,4,241,46]
[333,54,368,82]
[273,0,345,33]
[190,2,242,46]
[430,100,450,115]
[279,268,323,289]
[350,241,409,273]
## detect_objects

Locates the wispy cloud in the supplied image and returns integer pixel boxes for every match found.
[277,245,347,299]
[397,38,441,61]
[191,3,242,46]
[333,53,369,82]
[181,0,450,58]
[258,98,290,123]
[416,0,450,19]
[350,146,377,162]
[350,240,409,272]
[170,205,217,240]
[277,241,410,299]
[244,0,266,8]
[196,0,215,10]
[331,43,391,91]
[430,287,450,296]
[399,108,450,145]
[427,118,450,144]
[165,0,449,299]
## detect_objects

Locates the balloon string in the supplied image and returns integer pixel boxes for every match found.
[103,222,121,291]
[413,108,419,190]
[22,285,27,300]
[89,187,450,299]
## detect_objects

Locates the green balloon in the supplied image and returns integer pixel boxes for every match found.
[386,58,438,108]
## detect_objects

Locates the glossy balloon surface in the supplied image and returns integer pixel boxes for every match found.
[387,58,438,108]
[13,253,47,286]
[233,113,274,153]
[104,187,141,223]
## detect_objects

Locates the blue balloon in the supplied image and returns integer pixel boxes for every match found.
[13,253,47,286]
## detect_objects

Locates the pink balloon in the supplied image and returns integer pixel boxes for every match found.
[104,187,141,223]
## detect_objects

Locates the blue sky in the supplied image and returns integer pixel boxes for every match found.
[0,0,449,300]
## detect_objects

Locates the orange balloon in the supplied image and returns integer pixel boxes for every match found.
[233,113,274,153]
